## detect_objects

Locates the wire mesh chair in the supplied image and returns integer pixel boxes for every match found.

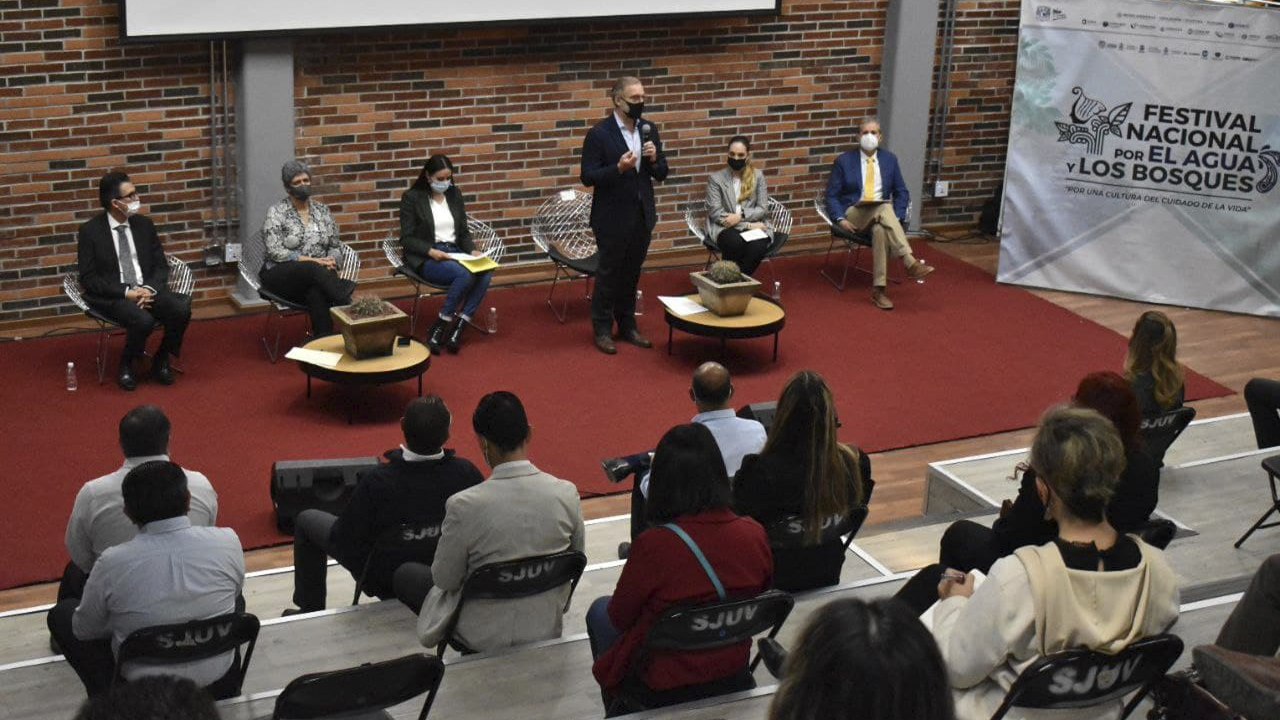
[814,191,915,289]
[381,216,505,335]
[682,198,717,269]
[238,231,361,362]
[62,255,195,383]
[531,188,597,323]
[686,196,793,282]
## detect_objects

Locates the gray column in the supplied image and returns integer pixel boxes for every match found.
[231,38,296,307]
[878,0,942,234]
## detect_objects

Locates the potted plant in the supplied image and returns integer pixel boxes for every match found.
[690,260,762,317]
[330,294,409,359]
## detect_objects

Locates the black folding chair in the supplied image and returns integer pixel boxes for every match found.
[606,589,794,716]
[113,612,260,700]
[436,550,587,656]
[271,653,445,720]
[1140,406,1196,468]
[352,522,443,605]
[989,634,1184,720]
[531,189,597,323]
[1234,453,1280,548]
[1135,517,1178,550]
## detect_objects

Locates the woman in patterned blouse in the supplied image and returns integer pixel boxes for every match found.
[259,160,355,336]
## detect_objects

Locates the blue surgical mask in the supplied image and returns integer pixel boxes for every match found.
[429,179,451,194]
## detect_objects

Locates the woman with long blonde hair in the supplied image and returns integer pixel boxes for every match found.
[704,135,772,275]
[733,370,873,590]
[1123,310,1185,416]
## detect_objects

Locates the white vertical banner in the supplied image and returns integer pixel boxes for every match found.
[998,0,1280,317]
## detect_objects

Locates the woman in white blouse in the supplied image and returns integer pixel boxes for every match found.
[398,155,491,354]
[704,135,771,275]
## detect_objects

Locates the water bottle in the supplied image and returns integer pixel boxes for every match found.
[772,281,782,301]
[65,362,78,391]
[635,290,644,315]
[487,306,498,334]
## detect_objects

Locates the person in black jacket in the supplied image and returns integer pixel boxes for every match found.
[733,370,873,591]
[938,371,1160,574]
[76,172,191,390]
[282,395,484,613]
[579,75,669,355]
[399,154,491,354]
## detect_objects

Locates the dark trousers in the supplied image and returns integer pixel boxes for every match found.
[1216,554,1280,656]
[893,563,946,616]
[1245,378,1280,449]
[392,562,435,615]
[938,519,1005,575]
[292,509,340,612]
[586,596,621,660]
[88,289,190,367]
[57,561,90,602]
[715,228,770,276]
[592,210,651,337]
[259,260,354,336]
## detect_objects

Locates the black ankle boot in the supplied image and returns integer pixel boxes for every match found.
[445,318,466,354]
[426,318,449,355]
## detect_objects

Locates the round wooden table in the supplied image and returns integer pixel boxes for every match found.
[293,335,430,421]
[663,294,786,361]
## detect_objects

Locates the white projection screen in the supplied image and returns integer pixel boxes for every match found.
[119,0,780,40]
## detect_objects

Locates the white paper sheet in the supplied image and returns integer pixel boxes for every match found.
[658,295,708,317]
[919,569,986,630]
[446,248,495,262]
[285,347,344,367]
[740,228,769,242]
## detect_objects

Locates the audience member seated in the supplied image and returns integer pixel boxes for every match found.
[396,391,585,651]
[733,370,873,591]
[939,371,1159,574]
[1245,377,1280,449]
[611,361,766,549]
[399,154,493,354]
[1124,310,1185,417]
[767,598,954,720]
[704,135,772,276]
[1192,554,1280,719]
[282,395,483,614]
[73,675,220,720]
[894,405,1179,720]
[587,423,773,712]
[259,159,355,337]
[49,461,245,698]
[61,405,217,603]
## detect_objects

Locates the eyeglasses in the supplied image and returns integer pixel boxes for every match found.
[118,191,138,200]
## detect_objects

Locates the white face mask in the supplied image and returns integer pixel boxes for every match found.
[859,132,879,153]
[124,199,141,216]
[429,179,452,194]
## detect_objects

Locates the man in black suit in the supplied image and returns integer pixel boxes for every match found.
[77,172,190,390]
[579,76,669,354]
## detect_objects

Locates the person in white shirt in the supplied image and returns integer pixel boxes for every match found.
[48,460,244,698]
[60,405,217,602]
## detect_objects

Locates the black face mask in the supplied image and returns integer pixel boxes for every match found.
[288,184,312,201]
[727,157,747,171]
[624,100,644,121]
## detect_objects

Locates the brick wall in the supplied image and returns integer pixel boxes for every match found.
[1,0,1020,325]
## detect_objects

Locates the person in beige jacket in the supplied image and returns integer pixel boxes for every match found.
[930,406,1179,720]
[397,391,586,652]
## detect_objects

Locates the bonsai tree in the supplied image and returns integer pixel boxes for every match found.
[706,260,745,285]
[346,294,396,319]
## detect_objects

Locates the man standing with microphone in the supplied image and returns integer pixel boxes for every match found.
[580,76,669,354]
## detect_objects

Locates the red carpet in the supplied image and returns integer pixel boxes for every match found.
[0,248,1231,589]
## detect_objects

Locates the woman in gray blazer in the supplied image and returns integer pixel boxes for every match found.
[705,135,771,275]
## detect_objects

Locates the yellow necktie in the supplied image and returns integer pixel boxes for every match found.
[863,157,876,202]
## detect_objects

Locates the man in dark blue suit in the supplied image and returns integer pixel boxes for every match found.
[579,76,669,354]
[825,118,934,310]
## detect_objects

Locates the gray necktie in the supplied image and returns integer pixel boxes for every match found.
[115,224,139,286]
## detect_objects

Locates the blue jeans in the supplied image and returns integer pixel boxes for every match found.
[418,258,492,319]
[586,595,621,660]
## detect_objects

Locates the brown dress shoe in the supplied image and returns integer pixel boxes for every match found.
[620,329,652,348]
[594,335,617,354]
[907,260,935,281]
[871,288,894,310]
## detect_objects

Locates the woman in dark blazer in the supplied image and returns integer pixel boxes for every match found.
[704,135,771,275]
[587,423,772,712]
[399,154,491,354]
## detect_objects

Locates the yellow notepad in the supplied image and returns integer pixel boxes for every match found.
[447,253,499,274]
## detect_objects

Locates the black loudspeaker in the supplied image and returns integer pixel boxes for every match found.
[270,456,380,533]
[737,401,778,434]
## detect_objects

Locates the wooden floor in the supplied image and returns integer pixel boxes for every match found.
[2,239,1277,613]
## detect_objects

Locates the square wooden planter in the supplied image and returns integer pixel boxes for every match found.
[690,271,762,317]
[330,303,410,359]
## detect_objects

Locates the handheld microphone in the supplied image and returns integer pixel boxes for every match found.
[640,122,651,143]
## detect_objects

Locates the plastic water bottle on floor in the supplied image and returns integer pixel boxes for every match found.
[65,362,77,391]
[635,290,644,315]
[487,306,498,334]
[772,281,782,301]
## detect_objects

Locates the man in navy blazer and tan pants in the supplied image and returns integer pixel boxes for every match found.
[579,76,669,354]
[825,118,934,310]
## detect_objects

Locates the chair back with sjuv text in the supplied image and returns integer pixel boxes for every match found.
[1140,406,1196,467]
[113,611,260,697]
[352,521,444,605]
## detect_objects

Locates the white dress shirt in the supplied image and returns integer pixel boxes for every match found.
[731,177,743,214]
[65,455,218,573]
[614,111,641,158]
[641,408,768,497]
[859,150,884,202]
[107,213,146,288]
[429,196,456,244]
[72,517,245,685]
